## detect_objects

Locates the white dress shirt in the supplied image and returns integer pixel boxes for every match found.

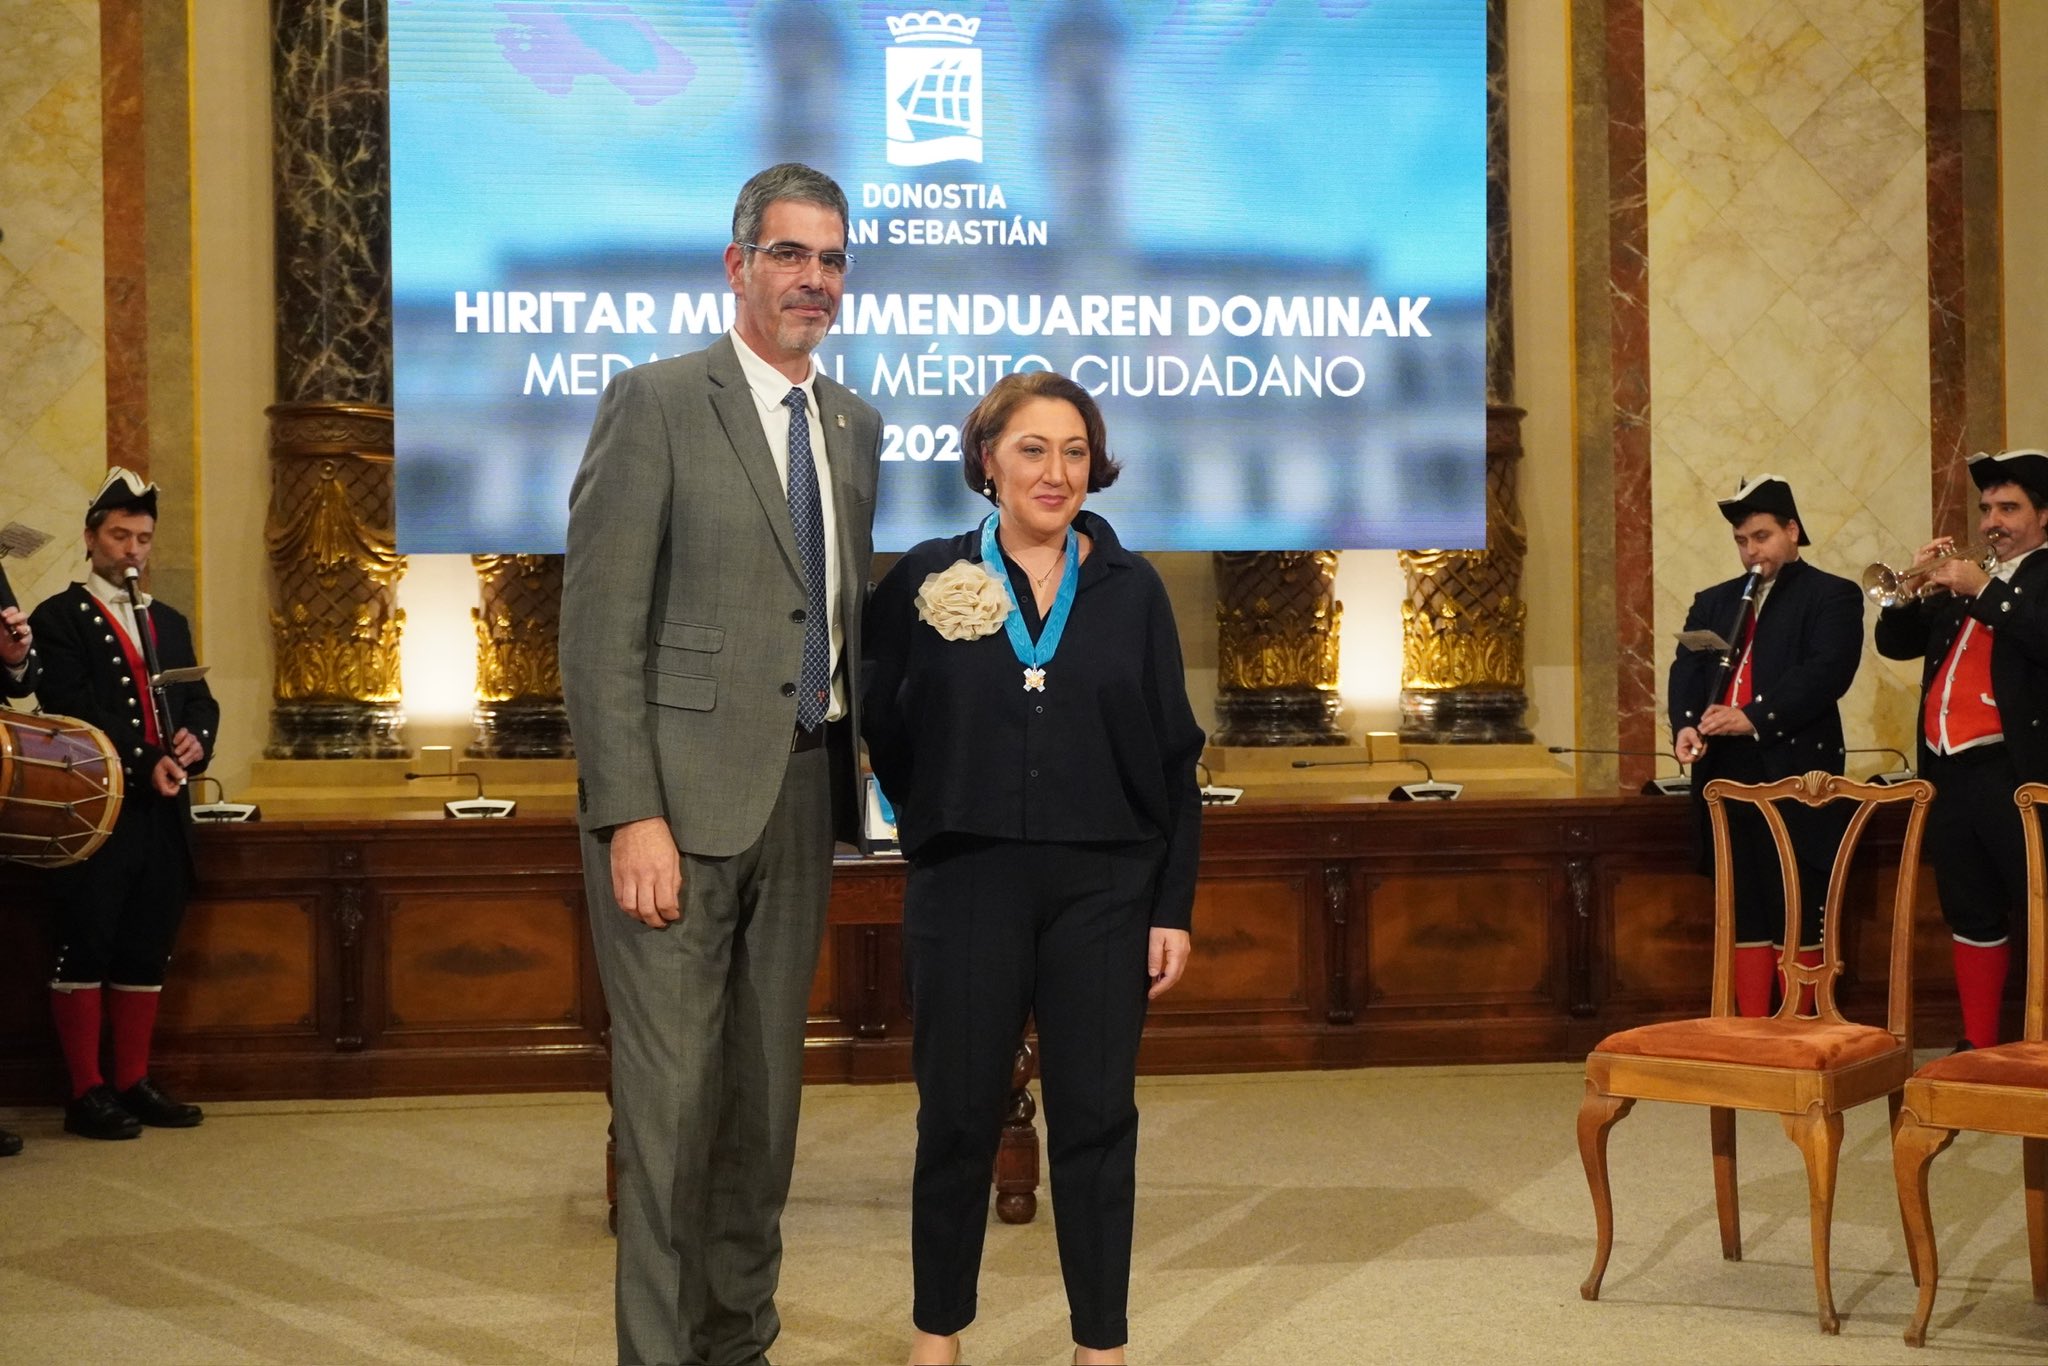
[728,330,846,721]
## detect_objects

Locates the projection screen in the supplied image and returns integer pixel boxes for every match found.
[390,0,1487,554]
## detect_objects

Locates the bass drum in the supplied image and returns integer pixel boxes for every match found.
[0,711,124,867]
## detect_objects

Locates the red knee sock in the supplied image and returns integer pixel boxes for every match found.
[1952,939,2010,1050]
[1733,944,1776,1018]
[48,986,105,1099]
[106,986,161,1092]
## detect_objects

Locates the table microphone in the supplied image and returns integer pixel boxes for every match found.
[1290,755,1462,801]
[1545,745,1690,797]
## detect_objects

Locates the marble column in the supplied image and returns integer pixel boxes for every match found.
[263,0,406,758]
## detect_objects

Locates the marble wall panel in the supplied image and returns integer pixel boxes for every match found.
[1647,0,1934,764]
[1572,0,1623,789]
[0,1,103,612]
[1722,144,1854,283]
[1865,9,1928,132]
[1786,71,1921,211]
[1608,0,1659,772]
[1722,293,1840,429]
[138,0,196,611]
[1955,0,2003,466]
[1804,0,1921,67]
[1723,8,1853,137]
[101,0,146,476]
[1923,0,1968,540]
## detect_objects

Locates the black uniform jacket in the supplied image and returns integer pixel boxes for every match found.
[862,510,1205,930]
[1669,557,1865,785]
[1,651,34,700]
[29,584,220,816]
[1875,547,2048,783]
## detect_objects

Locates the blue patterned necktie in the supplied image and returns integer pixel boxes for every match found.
[783,387,831,731]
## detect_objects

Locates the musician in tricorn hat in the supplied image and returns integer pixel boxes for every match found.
[26,468,219,1140]
[1668,475,1864,1017]
[1878,448,2048,1050]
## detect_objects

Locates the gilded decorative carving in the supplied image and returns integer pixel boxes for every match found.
[472,554,563,702]
[468,553,572,757]
[1398,408,1532,742]
[1215,552,1343,692]
[1400,419,1528,691]
[1212,551,1345,746]
[271,601,404,703]
[265,402,408,757]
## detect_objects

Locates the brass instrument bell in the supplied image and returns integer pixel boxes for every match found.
[1861,543,1999,609]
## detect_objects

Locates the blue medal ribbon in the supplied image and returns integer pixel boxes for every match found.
[980,511,1079,691]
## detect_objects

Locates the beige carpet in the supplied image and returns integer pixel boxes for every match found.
[2,1062,2044,1363]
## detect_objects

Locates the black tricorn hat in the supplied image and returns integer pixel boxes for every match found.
[1967,449,2048,505]
[86,467,157,523]
[1717,474,1809,546]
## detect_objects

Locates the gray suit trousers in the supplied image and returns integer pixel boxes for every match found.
[586,745,833,1366]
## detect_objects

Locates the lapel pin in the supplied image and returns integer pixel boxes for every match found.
[835,414,847,429]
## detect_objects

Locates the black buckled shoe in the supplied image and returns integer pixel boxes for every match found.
[118,1077,202,1128]
[65,1084,142,1140]
[0,1127,21,1156]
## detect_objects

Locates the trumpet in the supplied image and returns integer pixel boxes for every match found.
[1861,541,1999,608]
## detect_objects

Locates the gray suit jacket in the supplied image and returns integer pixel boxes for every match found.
[561,335,882,857]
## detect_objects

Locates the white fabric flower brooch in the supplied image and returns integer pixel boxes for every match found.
[915,559,1012,641]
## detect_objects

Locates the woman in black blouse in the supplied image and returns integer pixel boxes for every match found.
[864,371,1204,1366]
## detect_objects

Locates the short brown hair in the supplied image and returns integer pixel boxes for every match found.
[960,371,1122,501]
[1983,477,2048,514]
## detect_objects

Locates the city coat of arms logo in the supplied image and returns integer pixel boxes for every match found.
[885,11,983,166]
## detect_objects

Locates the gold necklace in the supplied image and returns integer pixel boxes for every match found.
[999,529,1063,589]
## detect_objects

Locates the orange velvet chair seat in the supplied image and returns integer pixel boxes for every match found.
[1595,1017,1901,1070]
[1912,1039,2048,1088]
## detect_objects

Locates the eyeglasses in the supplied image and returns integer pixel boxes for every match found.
[737,242,854,276]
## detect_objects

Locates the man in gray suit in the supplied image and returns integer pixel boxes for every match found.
[561,162,882,1366]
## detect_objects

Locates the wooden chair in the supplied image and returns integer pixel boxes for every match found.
[1578,771,1933,1334]
[1892,782,2048,1347]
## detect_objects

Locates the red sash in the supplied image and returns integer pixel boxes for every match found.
[1720,610,1758,708]
[88,593,163,749]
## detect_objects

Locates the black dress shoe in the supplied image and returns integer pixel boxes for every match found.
[65,1085,142,1140]
[0,1127,21,1156]
[118,1077,202,1128]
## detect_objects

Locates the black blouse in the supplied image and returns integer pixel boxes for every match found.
[862,510,1205,929]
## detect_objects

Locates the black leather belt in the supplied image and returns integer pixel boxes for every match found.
[791,723,825,753]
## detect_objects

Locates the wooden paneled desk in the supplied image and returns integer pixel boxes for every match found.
[0,796,1969,1105]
